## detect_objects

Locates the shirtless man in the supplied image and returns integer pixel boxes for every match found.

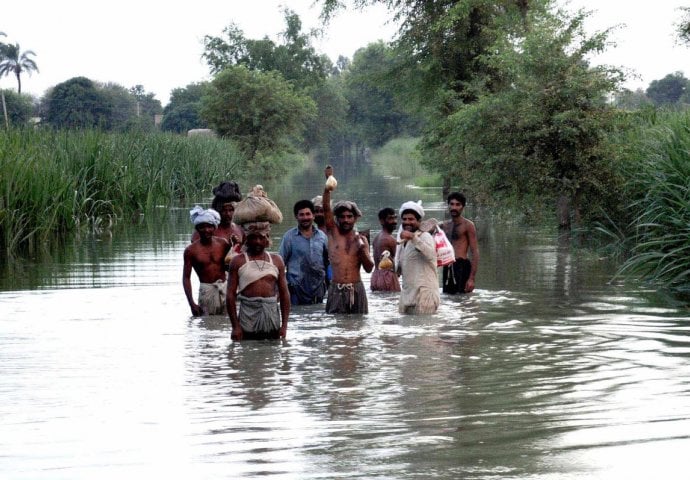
[226,222,290,340]
[441,192,479,293]
[183,206,231,316]
[370,207,400,292]
[322,165,374,314]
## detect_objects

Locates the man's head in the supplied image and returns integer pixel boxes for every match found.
[333,201,362,233]
[311,195,325,227]
[399,201,424,233]
[190,206,220,241]
[293,199,315,231]
[447,191,466,218]
[216,201,236,225]
[242,222,271,254]
[378,207,397,233]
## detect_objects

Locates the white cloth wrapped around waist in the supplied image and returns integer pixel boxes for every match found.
[198,280,227,315]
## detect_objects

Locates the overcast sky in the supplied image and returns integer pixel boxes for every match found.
[1,0,687,105]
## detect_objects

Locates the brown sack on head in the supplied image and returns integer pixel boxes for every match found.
[233,185,283,224]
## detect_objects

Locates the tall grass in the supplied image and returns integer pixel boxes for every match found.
[370,137,441,186]
[607,110,690,292]
[0,128,246,252]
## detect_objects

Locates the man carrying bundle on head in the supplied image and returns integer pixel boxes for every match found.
[183,206,232,316]
[322,165,374,314]
[226,187,289,340]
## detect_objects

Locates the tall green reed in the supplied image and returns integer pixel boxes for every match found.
[610,110,690,291]
[0,128,246,252]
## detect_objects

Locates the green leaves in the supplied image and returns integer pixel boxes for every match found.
[200,66,317,160]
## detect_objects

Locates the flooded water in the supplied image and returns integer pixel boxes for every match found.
[2,164,690,479]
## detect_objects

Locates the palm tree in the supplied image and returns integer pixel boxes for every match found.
[0,42,38,94]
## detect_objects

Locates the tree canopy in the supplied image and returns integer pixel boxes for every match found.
[200,65,316,159]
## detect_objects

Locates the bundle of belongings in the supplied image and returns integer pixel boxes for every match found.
[212,180,242,202]
[233,185,283,225]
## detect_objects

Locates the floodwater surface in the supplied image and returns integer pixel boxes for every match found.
[1,166,690,479]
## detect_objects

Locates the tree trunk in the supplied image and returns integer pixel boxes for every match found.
[557,194,570,230]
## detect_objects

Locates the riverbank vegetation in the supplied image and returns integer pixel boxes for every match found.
[596,109,690,293]
[0,128,246,252]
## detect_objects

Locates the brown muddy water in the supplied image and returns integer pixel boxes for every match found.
[1,165,690,479]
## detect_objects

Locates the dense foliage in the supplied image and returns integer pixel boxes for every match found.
[599,110,690,292]
[160,83,208,133]
[200,65,317,159]
[42,77,162,131]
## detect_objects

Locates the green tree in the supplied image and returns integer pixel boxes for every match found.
[0,42,38,94]
[160,82,208,133]
[202,10,335,154]
[0,88,33,125]
[128,84,163,131]
[422,7,623,227]
[200,65,316,159]
[42,76,113,129]
[613,88,653,110]
[344,41,421,149]
[202,9,330,90]
[646,72,689,106]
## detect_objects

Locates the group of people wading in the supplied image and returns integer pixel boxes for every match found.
[183,165,479,341]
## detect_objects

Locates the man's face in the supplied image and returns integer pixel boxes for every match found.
[448,199,464,218]
[196,222,216,241]
[245,232,268,255]
[336,210,356,233]
[380,213,397,233]
[313,206,325,227]
[296,208,315,230]
[219,202,235,224]
[401,213,420,232]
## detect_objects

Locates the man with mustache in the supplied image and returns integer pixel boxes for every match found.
[441,192,479,294]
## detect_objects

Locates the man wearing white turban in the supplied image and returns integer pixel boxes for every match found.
[183,206,231,316]
[396,200,440,314]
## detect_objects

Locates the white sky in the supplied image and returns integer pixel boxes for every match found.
[1,0,687,105]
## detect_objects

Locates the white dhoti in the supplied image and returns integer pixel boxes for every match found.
[198,280,227,315]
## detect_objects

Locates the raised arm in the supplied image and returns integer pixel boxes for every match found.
[323,165,336,230]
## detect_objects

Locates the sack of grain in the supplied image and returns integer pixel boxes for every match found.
[233,185,283,224]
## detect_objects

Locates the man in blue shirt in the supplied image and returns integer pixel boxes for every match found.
[279,199,329,305]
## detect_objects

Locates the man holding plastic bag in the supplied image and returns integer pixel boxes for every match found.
[396,201,440,315]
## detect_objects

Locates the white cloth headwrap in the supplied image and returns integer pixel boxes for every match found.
[399,200,424,219]
[190,205,221,226]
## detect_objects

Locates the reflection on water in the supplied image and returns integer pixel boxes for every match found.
[1,169,690,479]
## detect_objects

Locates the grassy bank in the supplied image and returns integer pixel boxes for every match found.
[0,128,245,251]
[370,137,441,186]
[597,109,690,293]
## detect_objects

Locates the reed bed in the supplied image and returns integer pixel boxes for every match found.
[0,128,245,252]
[610,110,690,292]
